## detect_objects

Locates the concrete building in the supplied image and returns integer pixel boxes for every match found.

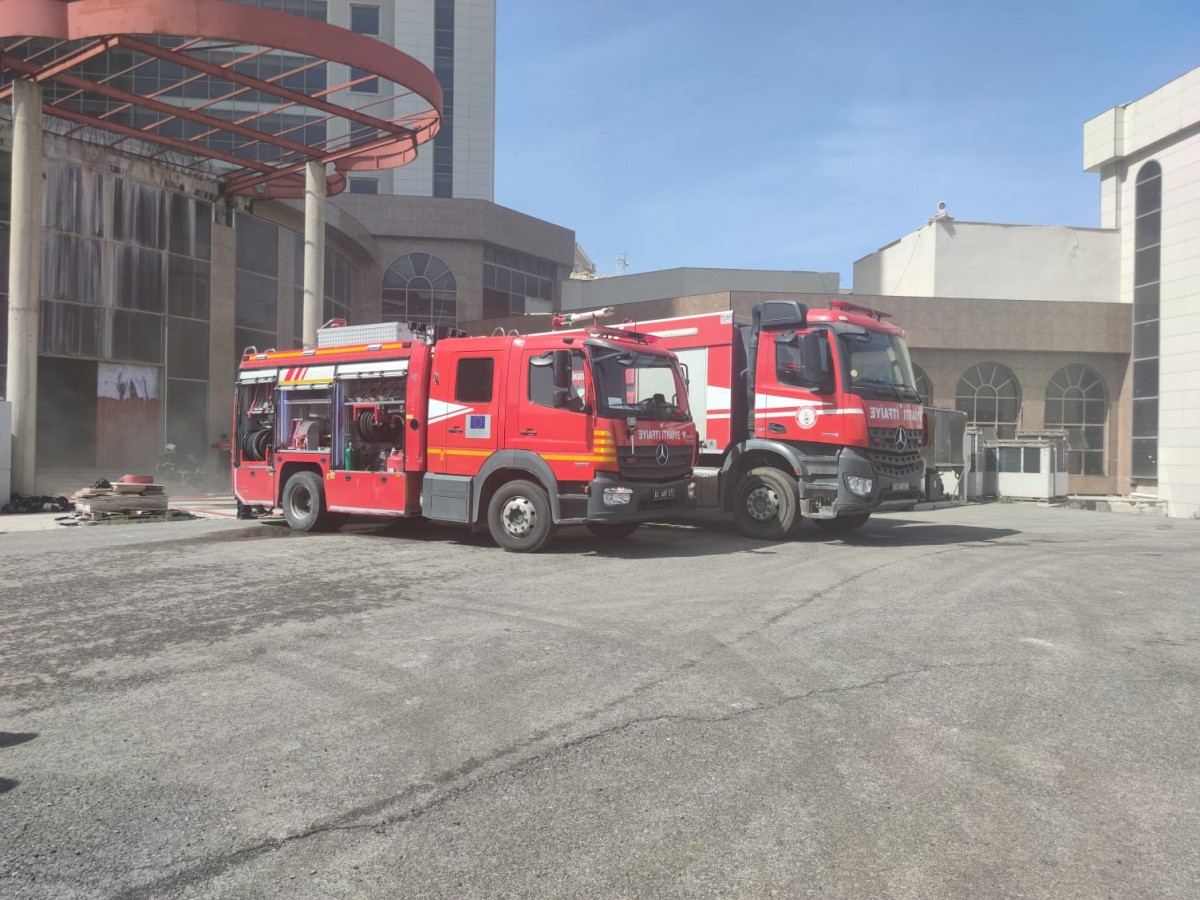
[853,64,1200,517]
[2,0,572,492]
[560,268,841,312]
[852,213,1131,498]
[1082,66,1200,517]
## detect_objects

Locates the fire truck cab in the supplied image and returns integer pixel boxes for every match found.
[619,300,926,538]
[233,322,697,552]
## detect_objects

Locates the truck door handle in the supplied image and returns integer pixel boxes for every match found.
[448,426,463,434]
[520,428,538,436]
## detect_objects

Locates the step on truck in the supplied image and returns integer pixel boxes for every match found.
[233,320,697,552]
[619,299,926,538]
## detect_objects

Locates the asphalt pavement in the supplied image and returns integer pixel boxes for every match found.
[1,504,1198,898]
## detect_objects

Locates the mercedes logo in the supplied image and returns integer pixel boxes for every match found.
[655,441,670,466]
[895,426,908,453]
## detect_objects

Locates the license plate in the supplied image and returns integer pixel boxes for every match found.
[893,481,910,491]
[653,487,676,500]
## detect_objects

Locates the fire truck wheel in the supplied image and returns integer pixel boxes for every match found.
[282,470,336,532]
[812,513,870,534]
[585,521,641,540]
[733,467,800,540]
[488,479,557,553]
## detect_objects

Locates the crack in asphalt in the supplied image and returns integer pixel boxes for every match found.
[109,660,1001,899]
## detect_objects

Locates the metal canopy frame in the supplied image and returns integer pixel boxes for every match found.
[0,0,442,198]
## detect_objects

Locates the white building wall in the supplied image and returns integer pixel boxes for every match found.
[453,0,496,201]
[1154,126,1200,519]
[853,220,1119,303]
[1086,65,1200,518]
[933,223,1120,303]
[853,225,936,296]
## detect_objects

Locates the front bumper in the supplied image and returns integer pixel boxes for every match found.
[574,471,696,523]
[798,447,921,518]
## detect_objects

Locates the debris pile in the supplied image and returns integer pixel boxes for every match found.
[63,476,193,524]
[1,494,74,515]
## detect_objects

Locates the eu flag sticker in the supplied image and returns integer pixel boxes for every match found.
[465,414,491,439]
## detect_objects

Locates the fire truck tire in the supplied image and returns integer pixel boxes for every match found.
[585,521,640,540]
[281,471,337,533]
[812,513,870,534]
[733,467,800,540]
[487,479,557,552]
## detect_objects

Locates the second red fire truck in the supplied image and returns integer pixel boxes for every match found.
[614,299,927,538]
[233,320,697,552]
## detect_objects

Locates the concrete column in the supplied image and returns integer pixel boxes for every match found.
[205,212,237,469]
[302,160,326,348]
[5,80,44,496]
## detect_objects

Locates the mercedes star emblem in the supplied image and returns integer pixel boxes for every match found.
[655,442,670,465]
[895,426,908,453]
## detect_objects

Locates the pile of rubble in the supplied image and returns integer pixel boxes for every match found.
[1,494,73,515]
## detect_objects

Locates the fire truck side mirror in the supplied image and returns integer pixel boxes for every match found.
[531,350,572,387]
[551,350,572,389]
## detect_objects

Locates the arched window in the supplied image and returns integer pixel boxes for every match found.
[956,362,1021,438]
[912,365,932,406]
[381,252,457,328]
[1044,364,1107,476]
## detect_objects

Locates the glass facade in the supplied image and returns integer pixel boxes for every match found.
[288,232,354,347]
[36,165,212,369]
[482,245,555,318]
[432,0,455,197]
[235,212,280,359]
[1132,160,1161,481]
[20,157,214,462]
[32,1,333,170]
[325,247,352,324]
[956,362,1021,439]
[349,3,382,93]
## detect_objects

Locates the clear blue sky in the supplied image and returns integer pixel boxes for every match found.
[495,1,1200,287]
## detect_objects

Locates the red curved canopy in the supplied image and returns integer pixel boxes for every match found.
[0,0,442,198]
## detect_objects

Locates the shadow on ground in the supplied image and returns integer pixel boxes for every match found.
[191,512,1022,556]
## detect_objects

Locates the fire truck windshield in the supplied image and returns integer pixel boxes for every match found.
[589,348,692,421]
[838,330,922,402]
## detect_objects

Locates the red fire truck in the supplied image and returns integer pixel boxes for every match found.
[232,320,697,552]
[615,299,926,538]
